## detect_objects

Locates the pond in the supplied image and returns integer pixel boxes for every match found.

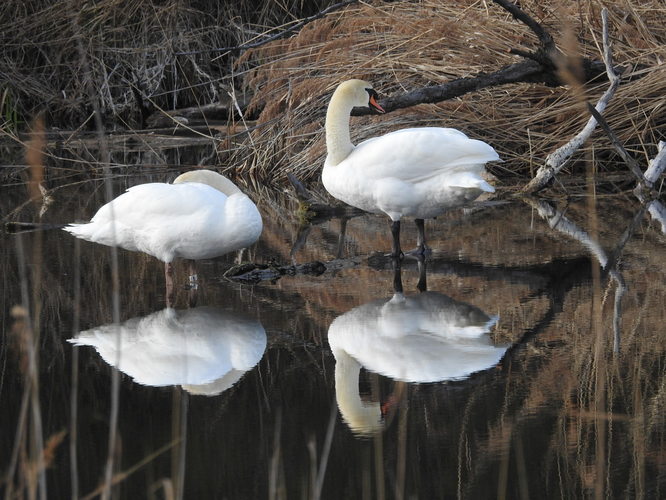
[1,149,665,499]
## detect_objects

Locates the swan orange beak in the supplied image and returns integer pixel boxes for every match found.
[369,95,386,114]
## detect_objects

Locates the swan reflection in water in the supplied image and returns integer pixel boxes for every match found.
[69,306,266,396]
[329,260,507,435]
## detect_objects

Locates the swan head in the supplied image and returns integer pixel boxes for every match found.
[332,79,385,113]
[173,169,242,196]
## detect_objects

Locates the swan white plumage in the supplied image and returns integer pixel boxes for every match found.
[329,290,505,435]
[64,169,262,301]
[322,79,500,256]
[69,306,266,396]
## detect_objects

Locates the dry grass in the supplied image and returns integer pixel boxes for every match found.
[2,0,664,188]
[232,0,666,185]
[0,0,333,129]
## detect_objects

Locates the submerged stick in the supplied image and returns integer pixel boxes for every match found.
[5,221,68,233]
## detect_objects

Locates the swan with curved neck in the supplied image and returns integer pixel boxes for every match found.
[329,264,505,436]
[322,79,499,257]
[64,169,262,304]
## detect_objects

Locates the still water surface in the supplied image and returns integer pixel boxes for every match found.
[1,169,665,499]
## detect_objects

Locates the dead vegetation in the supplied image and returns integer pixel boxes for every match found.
[0,0,666,185]
[0,0,332,129]
[1,0,665,188]
[233,0,666,185]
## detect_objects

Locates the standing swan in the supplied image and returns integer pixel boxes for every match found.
[322,79,499,257]
[64,169,262,301]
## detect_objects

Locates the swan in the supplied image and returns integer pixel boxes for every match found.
[330,293,504,434]
[322,79,500,257]
[69,306,266,396]
[64,169,262,301]
[328,261,506,435]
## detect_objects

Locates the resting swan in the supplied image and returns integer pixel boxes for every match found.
[322,79,499,257]
[69,306,266,395]
[64,169,262,300]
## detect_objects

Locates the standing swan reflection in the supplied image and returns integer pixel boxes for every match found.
[69,306,266,396]
[329,262,506,435]
[322,79,499,256]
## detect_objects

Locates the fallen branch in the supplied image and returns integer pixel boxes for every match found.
[354,60,563,115]
[491,0,557,52]
[583,103,665,233]
[642,140,666,186]
[635,141,666,233]
[523,8,621,193]
[586,103,649,186]
[145,98,251,128]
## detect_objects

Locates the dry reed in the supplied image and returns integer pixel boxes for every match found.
[0,0,332,129]
[232,0,666,185]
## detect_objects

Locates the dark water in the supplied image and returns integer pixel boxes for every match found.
[1,168,666,499]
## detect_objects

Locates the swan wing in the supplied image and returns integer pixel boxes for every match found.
[66,183,227,250]
[349,127,499,184]
[91,182,226,225]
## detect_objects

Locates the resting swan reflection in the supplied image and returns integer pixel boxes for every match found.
[329,264,506,435]
[69,306,266,396]
[322,79,499,256]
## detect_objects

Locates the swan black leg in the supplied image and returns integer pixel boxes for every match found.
[187,259,198,289]
[415,218,431,256]
[416,253,427,292]
[165,262,175,308]
[390,220,403,259]
[187,259,198,307]
[392,255,403,294]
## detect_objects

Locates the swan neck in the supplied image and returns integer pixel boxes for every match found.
[333,348,382,434]
[325,91,355,166]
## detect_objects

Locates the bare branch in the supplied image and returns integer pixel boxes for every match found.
[491,0,556,51]
[643,141,666,185]
[353,60,554,115]
[586,103,646,184]
[634,142,666,234]
[523,8,620,194]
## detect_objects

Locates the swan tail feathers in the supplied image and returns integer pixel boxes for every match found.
[63,223,94,241]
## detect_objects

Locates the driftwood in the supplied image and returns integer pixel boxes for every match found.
[634,141,666,233]
[523,8,621,193]
[580,90,666,232]
[145,95,252,128]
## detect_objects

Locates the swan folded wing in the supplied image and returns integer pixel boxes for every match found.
[351,127,499,185]
[65,183,228,256]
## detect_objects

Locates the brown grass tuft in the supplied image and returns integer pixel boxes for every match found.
[230,0,666,185]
